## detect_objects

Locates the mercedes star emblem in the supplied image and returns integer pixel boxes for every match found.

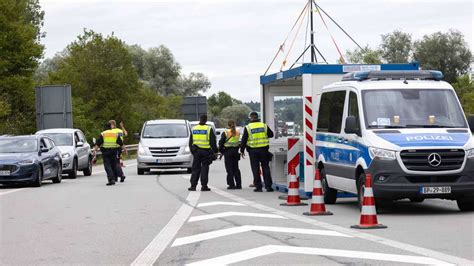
[428,153,442,167]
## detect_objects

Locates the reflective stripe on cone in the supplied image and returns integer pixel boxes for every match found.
[351,173,387,229]
[303,169,333,216]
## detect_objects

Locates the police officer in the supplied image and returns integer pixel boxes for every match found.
[94,122,123,186]
[109,120,127,182]
[219,120,242,190]
[189,115,218,191]
[240,111,274,192]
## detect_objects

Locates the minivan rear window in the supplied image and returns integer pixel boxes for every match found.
[142,124,189,138]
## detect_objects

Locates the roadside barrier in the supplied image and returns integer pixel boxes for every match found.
[281,169,307,206]
[303,169,333,216]
[351,173,387,229]
[279,138,308,200]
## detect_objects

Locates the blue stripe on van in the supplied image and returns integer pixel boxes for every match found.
[315,133,372,168]
[376,133,470,147]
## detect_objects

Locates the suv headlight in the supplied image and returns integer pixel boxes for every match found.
[369,147,396,160]
[62,153,71,159]
[467,148,474,158]
[18,159,35,165]
[138,144,147,156]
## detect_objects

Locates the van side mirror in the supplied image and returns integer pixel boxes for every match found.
[76,141,84,147]
[467,115,474,133]
[344,116,361,136]
[40,147,49,153]
[134,133,140,140]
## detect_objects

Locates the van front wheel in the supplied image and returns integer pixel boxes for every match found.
[457,198,474,211]
[320,168,337,204]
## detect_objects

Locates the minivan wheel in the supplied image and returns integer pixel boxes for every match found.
[320,168,337,204]
[52,164,62,183]
[83,157,92,176]
[32,167,43,187]
[457,198,474,211]
[69,159,78,179]
[137,167,145,175]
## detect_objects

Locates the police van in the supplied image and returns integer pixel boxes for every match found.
[315,70,474,211]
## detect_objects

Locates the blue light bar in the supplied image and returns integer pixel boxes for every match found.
[341,70,444,81]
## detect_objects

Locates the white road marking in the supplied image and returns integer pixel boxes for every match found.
[208,186,474,266]
[131,191,201,266]
[186,245,452,266]
[0,188,28,196]
[197,201,246,207]
[188,211,286,222]
[172,225,351,247]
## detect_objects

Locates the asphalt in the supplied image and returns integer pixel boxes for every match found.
[0,158,472,265]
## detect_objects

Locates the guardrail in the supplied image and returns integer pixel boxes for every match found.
[94,144,138,156]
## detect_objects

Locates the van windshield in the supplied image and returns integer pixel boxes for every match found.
[362,89,467,129]
[142,124,189,138]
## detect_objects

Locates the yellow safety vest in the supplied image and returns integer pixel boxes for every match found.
[224,129,240,148]
[246,122,269,148]
[110,128,124,141]
[192,124,211,149]
[101,129,119,149]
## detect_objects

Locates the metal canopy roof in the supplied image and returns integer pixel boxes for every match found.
[260,63,420,85]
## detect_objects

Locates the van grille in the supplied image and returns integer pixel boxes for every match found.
[149,147,180,157]
[400,149,465,172]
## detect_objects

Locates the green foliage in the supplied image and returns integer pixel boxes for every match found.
[380,30,412,63]
[177,72,211,96]
[452,75,474,114]
[208,91,235,118]
[245,101,260,112]
[345,45,382,64]
[414,30,472,83]
[0,0,44,134]
[219,104,251,126]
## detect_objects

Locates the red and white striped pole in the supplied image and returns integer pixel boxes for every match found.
[304,96,315,191]
[279,138,308,200]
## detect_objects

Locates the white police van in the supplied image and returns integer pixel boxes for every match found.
[316,70,474,211]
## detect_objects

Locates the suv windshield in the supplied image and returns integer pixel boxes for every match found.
[0,138,37,153]
[43,133,73,146]
[362,89,467,129]
[142,124,189,138]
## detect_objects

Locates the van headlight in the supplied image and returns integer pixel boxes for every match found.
[467,148,474,158]
[138,144,147,156]
[369,147,396,160]
[184,146,190,154]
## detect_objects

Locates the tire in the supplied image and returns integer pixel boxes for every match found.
[83,157,92,176]
[137,167,145,175]
[457,198,474,211]
[320,168,337,204]
[52,163,62,183]
[32,167,43,187]
[356,172,366,210]
[187,168,192,174]
[410,198,425,203]
[68,159,78,179]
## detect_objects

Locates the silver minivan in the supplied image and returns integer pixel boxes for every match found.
[136,119,193,175]
[36,128,93,178]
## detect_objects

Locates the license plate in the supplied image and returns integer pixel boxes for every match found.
[0,170,10,176]
[420,186,451,194]
[157,159,172,163]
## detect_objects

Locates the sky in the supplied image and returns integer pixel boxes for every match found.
[39,0,473,102]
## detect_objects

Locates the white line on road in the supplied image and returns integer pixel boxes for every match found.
[197,201,246,207]
[188,211,287,222]
[186,245,453,266]
[130,191,201,266]
[172,225,351,247]
[209,186,473,265]
[0,188,28,196]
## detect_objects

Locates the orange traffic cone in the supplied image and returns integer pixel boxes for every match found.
[281,169,307,206]
[303,169,333,216]
[351,173,387,229]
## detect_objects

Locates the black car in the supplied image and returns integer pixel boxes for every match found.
[0,135,62,187]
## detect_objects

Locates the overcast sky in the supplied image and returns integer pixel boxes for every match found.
[40,0,473,102]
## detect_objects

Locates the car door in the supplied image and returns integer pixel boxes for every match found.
[341,90,364,179]
[47,138,61,177]
[79,131,91,168]
[39,138,52,178]
[74,131,87,169]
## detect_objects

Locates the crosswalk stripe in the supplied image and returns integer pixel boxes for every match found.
[188,211,286,222]
[172,225,351,247]
[186,245,452,266]
[197,201,246,207]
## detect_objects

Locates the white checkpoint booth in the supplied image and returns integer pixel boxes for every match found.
[260,63,420,195]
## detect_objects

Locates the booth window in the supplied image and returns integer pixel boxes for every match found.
[317,90,346,133]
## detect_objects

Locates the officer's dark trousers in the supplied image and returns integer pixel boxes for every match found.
[248,147,272,189]
[190,148,212,188]
[224,148,241,188]
[102,149,119,183]
[112,148,124,181]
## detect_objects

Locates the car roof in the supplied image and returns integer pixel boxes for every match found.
[0,135,39,140]
[323,80,453,92]
[36,128,78,134]
[146,119,187,125]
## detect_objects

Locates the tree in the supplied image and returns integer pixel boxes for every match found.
[208,91,235,117]
[0,0,45,134]
[414,30,472,83]
[143,45,181,95]
[345,45,382,64]
[452,74,474,114]
[34,50,66,84]
[219,104,251,126]
[380,30,412,63]
[176,72,211,96]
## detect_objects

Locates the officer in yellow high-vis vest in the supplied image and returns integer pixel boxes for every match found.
[240,111,274,192]
[188,114,218,191]
[219,120,242,190]
[94,122,123,186]
[109,120,128,182]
